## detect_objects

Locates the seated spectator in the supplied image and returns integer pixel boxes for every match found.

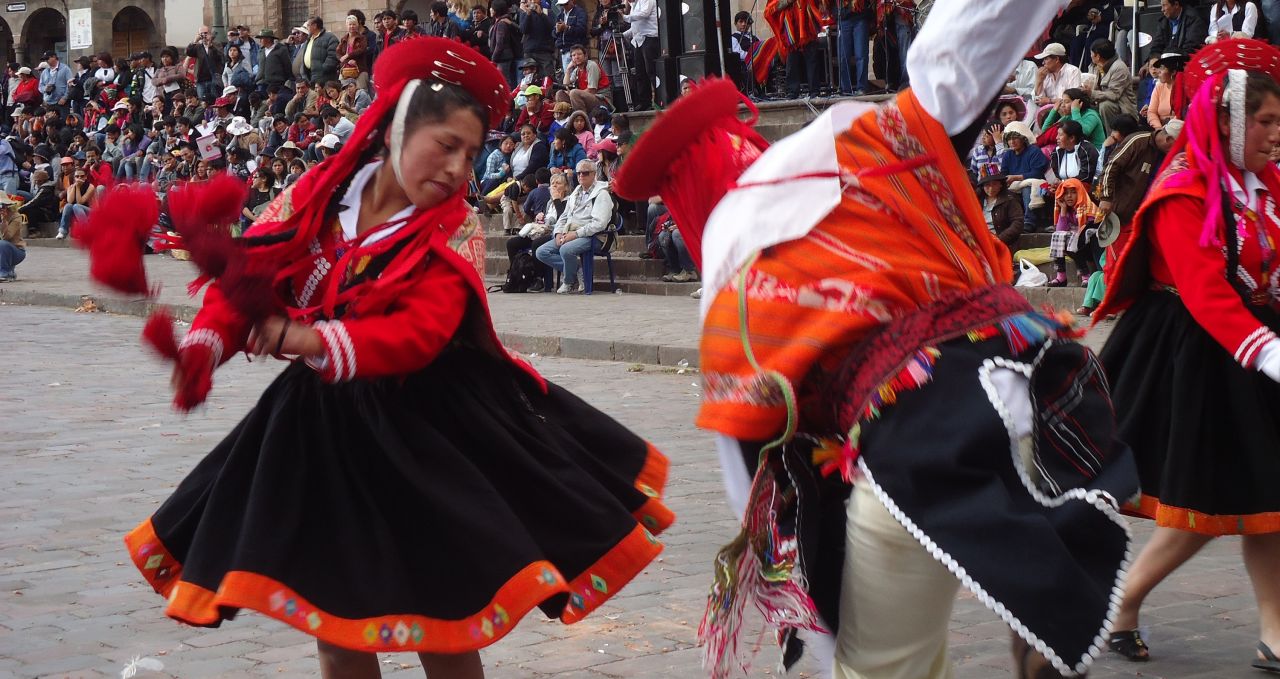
[969,126,1003,181]
[514,85,554,136]
[320,105,355,144]
[1049,119,1099,189]
[226,147,254,181]
[512,59,541,108]
[287,113,320,152]
[656,213,698,282]
[1098,113,1141,175]
[609,113,631,140]
[154,150,182,198]
[316,133,342,161]
[558,44,611,113]
[240,167,277,234]
[548,127,587,183]
[1048,179,1101,287]
[275,140,303,163]
[1033,42,1081,109]
[591,105,611,142]
[285,157,307,186]
[269,158,289,189]
[1143,52,1185,129]
[977,173,1024,250]
[57,165,95,238]
[0,196,23,281]
[480,134,517,195]
[536,159,613,293]
[1088,39,1135,130]
[118,124,154,181]
[999,120,1048,229]
[337,78,371,120]
[566,110,596,158]
[227,116,262,157]
[100,124,124,170]
[285,80,320,119]
[595,138,620,182]
[496,173,537,231]
[1041,88,1105,148]
[548,100,573,138]
[24,170,59,230]
[511,123,549,182]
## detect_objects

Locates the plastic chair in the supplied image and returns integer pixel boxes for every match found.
[578,213,621,295]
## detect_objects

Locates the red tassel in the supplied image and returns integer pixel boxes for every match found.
[168,173,249,238]
[173,344,214,412]
[76,183,160,296]
[141,308,180,360]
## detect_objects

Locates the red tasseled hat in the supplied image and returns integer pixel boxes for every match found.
[612,79,768,269]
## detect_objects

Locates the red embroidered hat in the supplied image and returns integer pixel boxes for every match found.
[612,78,769,268]
[1183,38,1280,96]
[373,38,510,128]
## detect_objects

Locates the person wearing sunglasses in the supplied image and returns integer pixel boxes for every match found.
[535,158,613,293]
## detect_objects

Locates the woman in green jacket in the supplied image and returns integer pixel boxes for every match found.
[1042,88,1107,147]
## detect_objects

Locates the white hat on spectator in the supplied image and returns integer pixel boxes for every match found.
[227,116,253,136]
[318,133,341,150]
[293,25,309,34]
[222,85,239,97]
[15,66,30,76]
[1001,120,1036,147]
[112,99,131,111]
[9,104,22,117]
[1034,43,1067,60]
[35,62,48,70]
[1162,118,1184,140]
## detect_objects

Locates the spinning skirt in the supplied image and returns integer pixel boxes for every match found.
[125,348,675,652]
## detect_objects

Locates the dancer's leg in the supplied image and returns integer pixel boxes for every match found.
[1114,527,1215,632]
[317,640,381,679]
[418,650,484,679]
[1243,532,1280,661]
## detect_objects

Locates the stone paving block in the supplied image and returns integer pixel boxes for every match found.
[560,337,617,362]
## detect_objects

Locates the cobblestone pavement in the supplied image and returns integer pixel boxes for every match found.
[0,306,1261,679]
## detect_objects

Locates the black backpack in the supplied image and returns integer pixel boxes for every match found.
[501,250,541,292]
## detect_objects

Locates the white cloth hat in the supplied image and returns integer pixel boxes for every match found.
[319,133,341,149]
[227,116,253,136]
[1034,43,1067,60]
[223,85,239,97]
[1162,118,1184,140]
[15,66,30,76]
[112,99,131,111]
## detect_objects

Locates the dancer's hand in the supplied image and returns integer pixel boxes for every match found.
[171,343,216,412]
[247,316,324,357]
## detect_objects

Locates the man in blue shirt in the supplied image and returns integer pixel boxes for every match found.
[553,0,588,75]
[39,51,72,115]
[0,136,18,195]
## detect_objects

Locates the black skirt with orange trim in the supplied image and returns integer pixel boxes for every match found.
[124,347,674,653]
[1101,290,1280,535]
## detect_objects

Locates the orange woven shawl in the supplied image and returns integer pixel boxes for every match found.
[698,91,1012,442]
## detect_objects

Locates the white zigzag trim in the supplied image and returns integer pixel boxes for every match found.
[179,329,224,366]
[968,348,1133,677]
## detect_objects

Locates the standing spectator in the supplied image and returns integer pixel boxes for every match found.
[39,51,72,115]
[190,26,225,102]
[57,165,95,238]
[537,158,612,293]
[223,43,252,94]
[1070,7,1111,71]
[131,52,158,107]
[489,1,522,87]
[1146,0,1209,70]
[301,16,340,85]
[0,195,23,281]
[623,0,658,110]
[1089,39,1135,130]
[155,48,186,108]
[67,56,91,116]
[92,54,116,86]
[256,29,293,98]
[554,0,589,75]
[560,45,610,112]
[835,0,873,96]
[339,15,371,92]
[0,135,18,195]
[348,9,381,64]
[11,67,38,107]
[1033,43,1081,108]
[400,10,430,38]
[466,4,495,59]
[590,0,625,84]
[428,2,463,39]
[520,0,557,79]
[377,11,408,52]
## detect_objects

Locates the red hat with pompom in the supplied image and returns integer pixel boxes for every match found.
[612,79,768,269]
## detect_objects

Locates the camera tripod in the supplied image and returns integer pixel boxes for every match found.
[611,29,636,110]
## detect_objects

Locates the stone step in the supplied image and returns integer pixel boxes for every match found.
[483,276,701,297]
[484,251,668,280]
[483,233,649,255]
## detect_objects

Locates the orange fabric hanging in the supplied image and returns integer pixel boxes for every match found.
[697,91,1012,441]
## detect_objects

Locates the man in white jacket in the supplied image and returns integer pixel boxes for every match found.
[535,159,613,292]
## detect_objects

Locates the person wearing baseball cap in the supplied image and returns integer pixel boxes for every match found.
[38,48,72,113]
[1033,42,1081,107]
[514,84,554,135]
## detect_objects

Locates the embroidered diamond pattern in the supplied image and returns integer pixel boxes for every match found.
[363,624,378,644]
[590,574,608,594]
[643,529,658,545]
[307,612,322,630]
[481,617,494,638]
[379,623,393,643]
[642,515,658,529]
[411,623,424,643]
[269,591,286,611]
[638,483,658,498]
[144,555,163,570]
[539,568,559,586]
[393,621,411,645]
[494,604,509,625]
[569,593,585,610]
[284,599,297,616]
